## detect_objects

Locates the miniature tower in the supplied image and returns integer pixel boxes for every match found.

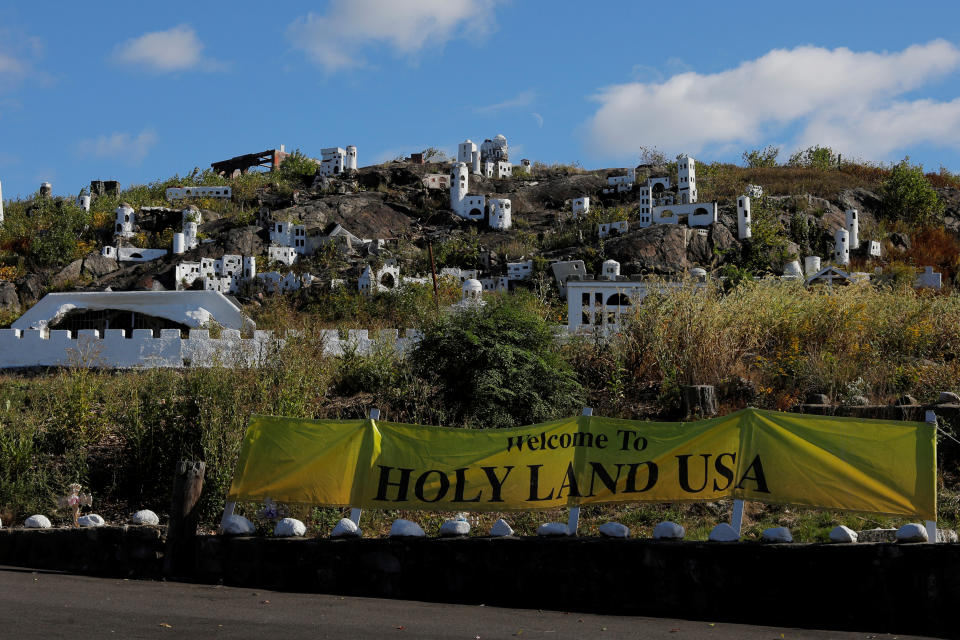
[737,196,752,240]
[602,259,621,280]
[115,203,135,238]
[572,196,590,219]
[488,198,512,230]
[471,149,480,175]
[834,228,850,266]
[458,140,477,165]
[346,145,358,171]
[77,194,91,212]
[678,156,697,203]
[39,182,52,198]
[172,233,185,255]
[243,256,256,280]
[182,206,200,251]
[450,162,469,214]
[845,209,859,250]
[0,178,4,225]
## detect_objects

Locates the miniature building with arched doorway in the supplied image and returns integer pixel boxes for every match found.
[114,203,135,238]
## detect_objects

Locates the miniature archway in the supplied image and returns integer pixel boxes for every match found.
[380,272,396,289]
[607,293,631,306]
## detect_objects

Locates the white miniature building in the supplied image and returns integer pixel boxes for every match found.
[845,209,859,250]
[181,206,200,252]
[737,196,752,240]
[598,221,628,238]
[677,156,697,204]
[0,178,4,224]
[320,147,346,177]
[601,259,621,280]
[449,162,486,221]
[165,186,231,200]
[518,159,531,174]
[479,277,510,292]
[572,197,590,219]
[783,260,803,280]
[243,256,256,280]
[270,221,307,254]
[77,194,91,212]
[868,240,882,258]
[480,135,509,163]
[422,174,451,189]
[834,228,850,266]
[747,184,764,198]
[604,169,636,194]
[507,260,533,281]
[916,266,943,290]
[115,203,135,238]
[488,198,512,230]
[268,246,298,266]
[346,145,358,171]
[102,246,168,263]
[452,279,486,311]
[550,260,587,298]
[440,267,479,282]
[358,262,401,295]
[804,256,821,277]
[458,139,479,172]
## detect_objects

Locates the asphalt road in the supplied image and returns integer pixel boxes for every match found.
[0,566,939,639]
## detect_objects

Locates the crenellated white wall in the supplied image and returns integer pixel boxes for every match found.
[0,327,426,369]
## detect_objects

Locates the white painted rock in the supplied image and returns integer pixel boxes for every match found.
[896,523,928,543]
[829,525,858,543]
[537,522,570,537]
[708,523,739,542]
[653,521,685,540]
[222,514,255,535]
[131,510,159,526]
[78,514,105,528]
[761,526,792,543]
[274,518,306,537]
[389,519,425,538]
[331,518,361,538]
[598,522,630,538]
[489,518,513,537]
[440,519,471,537]
[24,515,51,529]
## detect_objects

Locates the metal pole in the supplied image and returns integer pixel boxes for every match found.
[567,407,593,535]
[730,499,745,536]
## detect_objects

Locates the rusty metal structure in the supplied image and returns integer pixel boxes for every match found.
[211,148,290,177]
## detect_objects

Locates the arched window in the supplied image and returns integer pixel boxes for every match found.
[607,293,631,306]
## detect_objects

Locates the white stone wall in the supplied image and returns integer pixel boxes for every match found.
[165,186,231,200]
[0,328,426,369]
[598,221,628,238]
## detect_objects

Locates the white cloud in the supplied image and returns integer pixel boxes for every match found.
[112,25,219,73]
[287,0,501,72]
[0,32,46,92]
[586,40,960,161]
[476,89,536,113]
[531,112,543,128]
[78,129,158,164]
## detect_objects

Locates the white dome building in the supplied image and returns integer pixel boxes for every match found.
[453,279,486,311]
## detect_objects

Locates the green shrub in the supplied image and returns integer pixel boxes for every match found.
[742,146,779,168]
[880,158,944,228]
[410,295,584,428]
[788,145,838,170]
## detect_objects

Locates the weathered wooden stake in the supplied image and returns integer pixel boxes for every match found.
[164,460,205,577]
[681,385,717,418]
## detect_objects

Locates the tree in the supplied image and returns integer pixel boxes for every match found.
[638,146,667,166]
[421,147,451,163]
[787,145,838,170]
[880,158,944,228]
[410,296,584,429]
[741,146,779,168]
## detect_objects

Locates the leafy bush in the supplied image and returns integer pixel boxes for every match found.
[276,150,319,186]
[410,295,584,428]
[742,146,779,168]
[788,145,838,170]
[880,158,944,228]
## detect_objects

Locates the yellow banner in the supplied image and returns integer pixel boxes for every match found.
[226,408,936,519]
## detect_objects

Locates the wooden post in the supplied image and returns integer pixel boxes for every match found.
[681,385,717,418]
[164,460,205,577]
[567,407,592,536]
[428,243,440,311]
[349,408,380,526]
[925,410,938,544]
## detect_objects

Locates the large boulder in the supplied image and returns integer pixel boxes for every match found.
[130,510,160,525]
[16,273,46,307]
[51,258,83,288]
[0,281,19,313]
[221,225,265,256]
[606,224,690,275]
[81,251,118,278]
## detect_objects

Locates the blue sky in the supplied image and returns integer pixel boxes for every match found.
[2,0,960,200]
